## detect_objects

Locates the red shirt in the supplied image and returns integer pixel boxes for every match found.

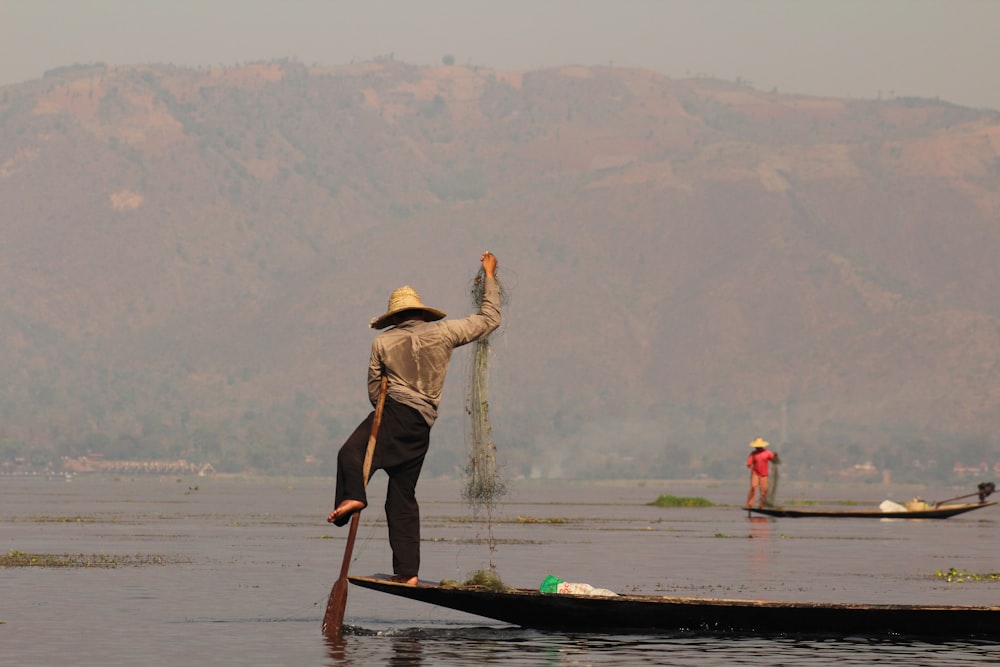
[747,448,776,476]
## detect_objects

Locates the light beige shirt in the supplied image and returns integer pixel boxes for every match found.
[368,276,500,426]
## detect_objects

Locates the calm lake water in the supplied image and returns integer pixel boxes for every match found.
[2,475,998,666]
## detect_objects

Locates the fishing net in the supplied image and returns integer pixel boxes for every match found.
[464,337,506,507]
[764,460,779,508]
[462,266,510,566]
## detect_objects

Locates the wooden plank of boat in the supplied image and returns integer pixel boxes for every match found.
[348,574,1000,638]
[747,501,996,519]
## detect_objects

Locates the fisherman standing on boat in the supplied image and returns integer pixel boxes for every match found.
[745,437,779,509]
[327,252,501,585]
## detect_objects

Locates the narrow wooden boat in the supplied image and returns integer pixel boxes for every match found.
[348,574,1000,638]
[747,501,995,519]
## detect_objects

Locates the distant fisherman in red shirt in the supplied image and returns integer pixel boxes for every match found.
[745,437,779,509]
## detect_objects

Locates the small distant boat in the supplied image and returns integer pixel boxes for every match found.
[747,482,996,519]
[747,501,995,519]
[348,574,1000,638]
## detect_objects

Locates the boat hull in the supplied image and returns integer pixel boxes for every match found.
[747,501,995,519]
[348,575,1000,638]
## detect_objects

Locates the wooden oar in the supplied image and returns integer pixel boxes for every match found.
[322,374,388,638]
[934,481,995,507]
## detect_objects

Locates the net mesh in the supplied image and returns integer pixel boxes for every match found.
[764,460,779,508]
[462,267,509,566]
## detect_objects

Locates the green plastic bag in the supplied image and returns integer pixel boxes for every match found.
[539,574,563,593]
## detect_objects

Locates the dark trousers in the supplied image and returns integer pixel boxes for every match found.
[334,399,430,577]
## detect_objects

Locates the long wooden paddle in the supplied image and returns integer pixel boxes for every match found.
[322,374,388,638]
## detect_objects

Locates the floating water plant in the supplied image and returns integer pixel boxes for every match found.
[1,550,189,568]
[516,516,567,524]
[649,494,714,508]
[934,567,1000,583]
[463,568,509,592]
[437,569,509,591]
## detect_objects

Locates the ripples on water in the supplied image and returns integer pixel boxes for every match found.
[1,476,997,666]
[327,626,999,666]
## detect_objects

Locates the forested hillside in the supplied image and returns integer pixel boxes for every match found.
[2,59,999,481]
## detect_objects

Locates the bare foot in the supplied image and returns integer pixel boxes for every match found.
[327,499,366,525]
[390,574,418,586]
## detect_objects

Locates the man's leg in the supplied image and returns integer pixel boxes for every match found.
[746,472,758,508]
[385,455,424,584]
[376,401,430,584]
[758,476,770,509]
[327,412,375,526]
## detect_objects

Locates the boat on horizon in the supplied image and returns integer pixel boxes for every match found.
[746,501,995,519]
[747,481,996,519]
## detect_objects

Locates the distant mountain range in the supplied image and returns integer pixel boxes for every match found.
[2,59,999,480]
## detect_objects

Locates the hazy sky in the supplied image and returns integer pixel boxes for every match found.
[3,0,999,111]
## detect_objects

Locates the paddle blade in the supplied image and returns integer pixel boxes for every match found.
[322,512,361,637]
[322,577,349,638]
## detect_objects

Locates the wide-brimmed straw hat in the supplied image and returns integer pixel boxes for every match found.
[748,437,769,448]
[370,285,446,329]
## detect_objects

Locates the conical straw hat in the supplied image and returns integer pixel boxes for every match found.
[748,437,769,448]
[370,285,446,329]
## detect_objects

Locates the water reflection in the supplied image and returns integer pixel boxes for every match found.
[325,629,1000,667]
[324,635,350,665]
[747,516,776,584]
[325,629,426,666]
[388,635,423,666]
